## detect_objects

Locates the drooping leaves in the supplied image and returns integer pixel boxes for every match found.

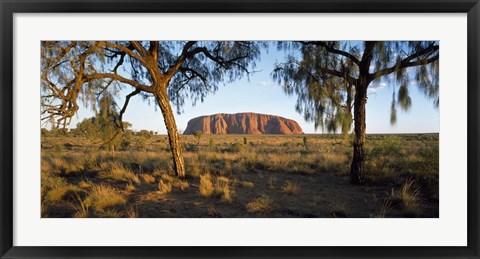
[272,41,439,131]
[390,91,397,125]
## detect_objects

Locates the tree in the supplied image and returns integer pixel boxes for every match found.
[273,41,439,184]
[41,41,261,178]
[76,94,132,152]
[137,130,153,139]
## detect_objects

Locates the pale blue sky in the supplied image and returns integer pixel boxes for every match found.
[68,43,439,134]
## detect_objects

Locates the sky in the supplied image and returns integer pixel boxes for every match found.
[66,43,439,134]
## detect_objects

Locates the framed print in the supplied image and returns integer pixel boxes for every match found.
[1,0,479,258]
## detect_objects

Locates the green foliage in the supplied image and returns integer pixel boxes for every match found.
[137,130,152,139]
[390,92,397,124]
[138,138,147,151]
[226,142,245,153]
[120,140,131,151]
[370,137,403,158]
[194,130,203,144]
[75,95,131,151]
[209,138,215,149]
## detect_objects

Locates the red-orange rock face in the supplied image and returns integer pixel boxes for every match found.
[183,113,303,135]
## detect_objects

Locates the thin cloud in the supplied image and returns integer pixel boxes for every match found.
[368,82,386,93]
[258,80,275,87]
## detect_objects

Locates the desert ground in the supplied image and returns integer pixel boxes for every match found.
[41,133,438,218]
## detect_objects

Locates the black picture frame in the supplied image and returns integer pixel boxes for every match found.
[1,0,479,258]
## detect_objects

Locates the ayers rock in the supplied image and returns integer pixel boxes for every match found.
[183,112,303,135]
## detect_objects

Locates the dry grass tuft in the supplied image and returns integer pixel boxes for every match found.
[140,173,156,184]
[222,187,232,203]
[246,196,271,213]
[158,180,172,195]
[153,169,168,178]
[125,204,139,218]
[199,174,214,198]
[47,156,84,175]
[160,174,176,183]
[125,183,136,192]
[375,198,393,218]
[99,208,123,218]
[282,181,299,194]
[84,184,126,213]
[70,192,90,218]
[172,180,190,192]
[215,176,232,203]
[45,185,85,203]
[268,177,276,189]
[78,180,93,189]
[392,179,421,217]
[240,181,254,188]
[98,162,140,184]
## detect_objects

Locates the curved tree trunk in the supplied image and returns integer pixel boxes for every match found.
[155,91,186,178]
[350,83,367,185]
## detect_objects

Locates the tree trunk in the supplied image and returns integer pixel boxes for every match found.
[350,82,368,185]
[342,84,354,141]
[155,91,186,178]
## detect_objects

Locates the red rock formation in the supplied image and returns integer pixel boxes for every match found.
[183,113,303,135]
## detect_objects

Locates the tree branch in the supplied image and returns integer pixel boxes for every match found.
[114,89,141,130]
[149,41,159,62]
[102,42,146,66]
[130,41,148,57]
[370,52,439,80]
[86,73,153,93]
[298,41,361,65]
[165,41,197,77]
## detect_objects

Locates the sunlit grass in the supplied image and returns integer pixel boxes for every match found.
[246,196,271,214]
[84,184,126,213]
[41,133,438,218]
[158,180,172,195]
[98,162,140,184]
[199,174,214,198]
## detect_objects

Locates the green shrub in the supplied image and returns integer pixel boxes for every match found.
[226,142,245,153]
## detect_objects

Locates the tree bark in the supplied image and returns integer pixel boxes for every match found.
[350,42,375,185]
[350,80,368,185]
[342,83,354,140]
[110,142,115,157]
[155,90,186,178]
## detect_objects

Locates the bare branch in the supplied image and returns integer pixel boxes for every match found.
[114,89,141,130]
